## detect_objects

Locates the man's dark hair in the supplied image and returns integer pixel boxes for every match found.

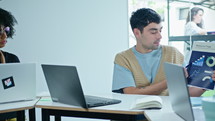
[130,8,161,33]
[0,8,17,38]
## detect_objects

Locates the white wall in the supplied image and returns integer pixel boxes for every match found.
[0,0,128,94]
[0,0,128,120]
[204,8,215,31]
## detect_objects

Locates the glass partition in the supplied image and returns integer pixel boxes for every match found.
[168,0,215,55]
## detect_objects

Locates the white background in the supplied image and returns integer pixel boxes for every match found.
[0,0,128,120]
[0,0,128,95]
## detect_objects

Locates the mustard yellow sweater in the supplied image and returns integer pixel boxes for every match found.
[114,45,184,95]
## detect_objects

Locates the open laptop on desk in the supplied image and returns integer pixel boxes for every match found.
[164,62,205,121]
[0,63,36,104]
[207,31,215,35]
[41,64,121,108]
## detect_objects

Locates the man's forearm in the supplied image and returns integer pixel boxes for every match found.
[123,80,167,95]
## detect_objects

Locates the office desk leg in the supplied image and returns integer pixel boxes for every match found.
[42,109,50,121]
[29,108,36,121]
[17,110,25,121]
[111,115,137,121]
[55,115,61,121]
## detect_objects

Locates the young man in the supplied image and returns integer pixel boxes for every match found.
[112,8,215,97]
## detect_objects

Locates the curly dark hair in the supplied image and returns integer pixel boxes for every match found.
[130,8,161,33]
[0,8,17,38]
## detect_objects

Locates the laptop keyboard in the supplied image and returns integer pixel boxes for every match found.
[85,95,121,107]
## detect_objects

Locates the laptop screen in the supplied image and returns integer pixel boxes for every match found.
[42,64,88,108]
[0,63,36,104]
[164,62,195,121]
[42,64,121,108]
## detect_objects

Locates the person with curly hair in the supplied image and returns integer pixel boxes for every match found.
[0,8,20,121]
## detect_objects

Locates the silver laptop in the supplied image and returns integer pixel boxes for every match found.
[41,64,121,108]
[164,62,205,121]
[0,63,36,104]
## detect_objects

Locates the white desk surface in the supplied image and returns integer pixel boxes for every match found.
[144,96,184,121]
[36,93,184,121]
[36,93,145,115]
[0,98,40,114]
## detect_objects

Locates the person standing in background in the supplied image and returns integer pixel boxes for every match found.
[184,7,207,65]
[0,8,20,121]
[184,7,207,36]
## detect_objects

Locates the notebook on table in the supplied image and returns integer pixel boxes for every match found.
[0,63,36,104]
[164,62,205,121]
[41,64,121,108]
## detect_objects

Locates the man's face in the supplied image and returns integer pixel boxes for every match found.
[135,22,163,53]
[0,25,9,48]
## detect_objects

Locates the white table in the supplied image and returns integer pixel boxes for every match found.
[0,98,40,121]
[144,96,184,121]
[36,93,184,121]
